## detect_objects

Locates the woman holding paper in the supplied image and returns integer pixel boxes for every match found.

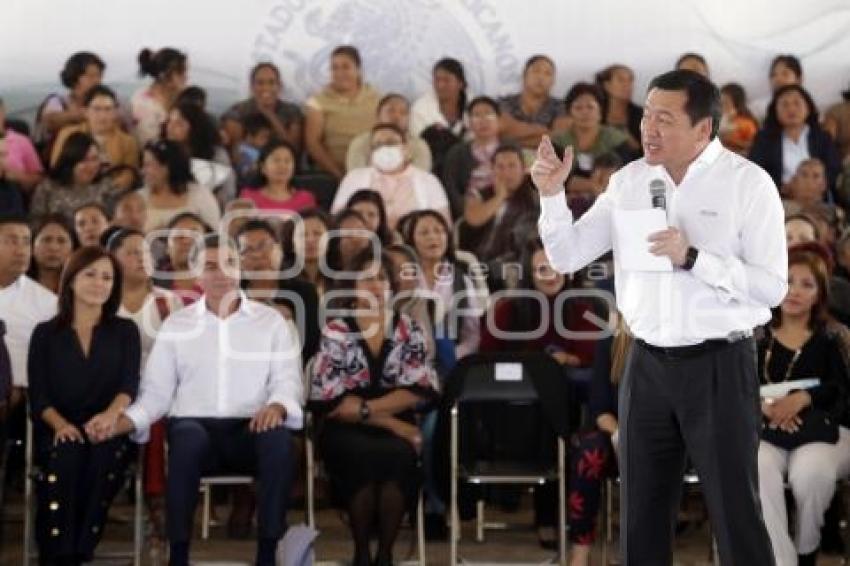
[756,248,850,566]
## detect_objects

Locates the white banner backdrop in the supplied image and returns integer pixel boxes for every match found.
[2,0,850,119]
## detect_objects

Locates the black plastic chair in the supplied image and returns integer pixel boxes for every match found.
[446,352,571,565]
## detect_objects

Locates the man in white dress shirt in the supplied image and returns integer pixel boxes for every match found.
[110,233,303,566]
[0,214,57,411]
[533,70,786,565]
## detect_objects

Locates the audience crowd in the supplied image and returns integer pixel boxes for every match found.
[2,46,850,566]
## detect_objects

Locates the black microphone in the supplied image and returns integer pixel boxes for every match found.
[650,179,666,210]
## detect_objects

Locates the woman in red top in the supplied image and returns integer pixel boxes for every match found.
[239,140,316,213]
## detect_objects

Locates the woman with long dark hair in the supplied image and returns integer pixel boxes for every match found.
[131,47,189,145]
[345,189,395,246]
[30,132,115,223]
[138,139,220,233]
[411,58,469,177]
[719,83,759,155]
[164,101,236,205]
[595,64,643,152]
[27,246,141,565]
[757,249,850,566]
[310,247,439,566]
[749,84,842,197]
[239,140,316,212]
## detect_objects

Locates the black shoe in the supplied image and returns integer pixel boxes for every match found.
[424,513,448,541]
[538,537,558,551]
[797,549,818,566]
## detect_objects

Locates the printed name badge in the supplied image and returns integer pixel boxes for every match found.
[494,363,523,382]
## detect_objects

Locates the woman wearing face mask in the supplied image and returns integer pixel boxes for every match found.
[331,123,451,230]
[749,85,841,197]
[304,45,380,179]
[28,214,75,294]
[346,93,432,172]
[131,48,189,146]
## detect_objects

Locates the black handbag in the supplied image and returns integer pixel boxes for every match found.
[761,408,839,449]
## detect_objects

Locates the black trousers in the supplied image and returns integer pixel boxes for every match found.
[34,436,133,563]
[165,418,293,544]
[619,337,775,566]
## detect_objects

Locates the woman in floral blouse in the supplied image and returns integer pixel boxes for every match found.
[310,247,438,566]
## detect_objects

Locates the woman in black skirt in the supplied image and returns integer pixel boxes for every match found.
[310,247,439,566]
[27,246,141,566]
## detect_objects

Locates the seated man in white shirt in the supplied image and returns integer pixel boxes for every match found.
[0,213,57,407]
[107,233,303,566]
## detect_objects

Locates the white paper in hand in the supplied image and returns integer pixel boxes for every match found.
[613,208,673,272]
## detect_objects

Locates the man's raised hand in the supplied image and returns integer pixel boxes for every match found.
[530,135,573,197]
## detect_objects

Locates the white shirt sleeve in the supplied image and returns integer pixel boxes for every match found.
[537,188,615,275]
[190,184,223,231]
[690,171,788,307]
[123,330,180,443]
[331,169,367,214]
[420,171,452,222]
[409,95,434,139]
[265,317,305,430]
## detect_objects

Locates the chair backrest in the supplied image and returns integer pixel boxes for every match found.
[447,351,569,469]
[452,356,537,404]
[292,173,339,212]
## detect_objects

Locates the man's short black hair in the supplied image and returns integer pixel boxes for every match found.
[0,213,30,230]
[236,219,279,243]
[648,70,721,139]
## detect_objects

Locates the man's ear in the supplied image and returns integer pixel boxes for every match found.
[699,116,714,142]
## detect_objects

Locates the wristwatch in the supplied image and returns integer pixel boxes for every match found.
[682,247,699,271]
[359,399,371,422]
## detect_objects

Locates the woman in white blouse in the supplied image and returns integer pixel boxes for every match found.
[107,227,182,546]
[138,139,221,234]
[402,210,486,360]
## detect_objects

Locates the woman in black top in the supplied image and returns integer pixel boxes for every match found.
[310,248,439,566]
[757,248,850,566]
[748,84,842,197]
[27,246,141,566]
